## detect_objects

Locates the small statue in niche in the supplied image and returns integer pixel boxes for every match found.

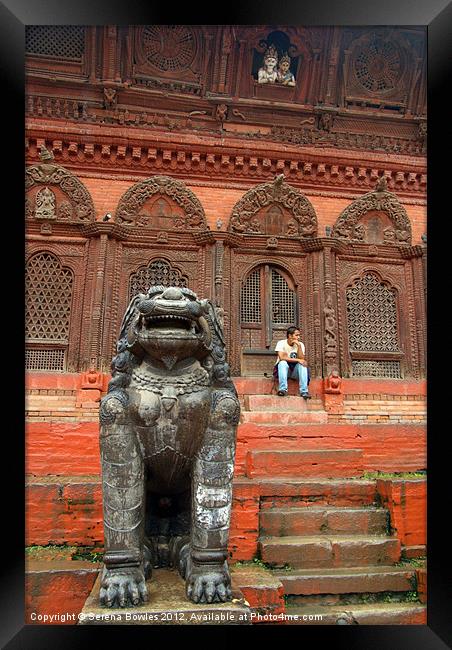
[277,53,296,86]
[258,45,278,84]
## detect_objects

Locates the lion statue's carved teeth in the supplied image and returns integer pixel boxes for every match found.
[99,286,239,607]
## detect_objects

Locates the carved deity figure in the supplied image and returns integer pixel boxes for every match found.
[98,286,240,607]
[35,187,56,220]
[277,53,296,86]
[258,45,278,84]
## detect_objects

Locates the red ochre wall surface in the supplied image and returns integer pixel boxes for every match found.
[26,372,426,558]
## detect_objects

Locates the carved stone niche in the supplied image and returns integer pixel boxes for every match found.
[115,176,208,231]
[25,161,96,224]
[332,179,412,245]
[228,175,318,239]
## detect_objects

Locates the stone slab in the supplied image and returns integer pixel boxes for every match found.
[79,568,251,625]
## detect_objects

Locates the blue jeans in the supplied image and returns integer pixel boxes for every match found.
[277,361,309,394]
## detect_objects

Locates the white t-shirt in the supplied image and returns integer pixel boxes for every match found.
[275,339,305,364]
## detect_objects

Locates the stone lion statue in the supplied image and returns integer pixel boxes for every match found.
[98,286,240,607]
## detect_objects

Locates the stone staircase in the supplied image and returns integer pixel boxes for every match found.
[25,374,426,625]
[236,386,426,625]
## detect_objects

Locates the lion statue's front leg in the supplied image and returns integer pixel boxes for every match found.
[185,390,240,603]
[99,391,150,608]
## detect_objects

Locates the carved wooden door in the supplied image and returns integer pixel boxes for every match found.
[240,265,298,375]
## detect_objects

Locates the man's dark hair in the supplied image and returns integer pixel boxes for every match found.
[286,326,300,337]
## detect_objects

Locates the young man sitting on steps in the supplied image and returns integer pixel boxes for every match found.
[274,326,311,399]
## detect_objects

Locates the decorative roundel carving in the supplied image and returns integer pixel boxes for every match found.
[142,26,196,72]
[353,38,404,94]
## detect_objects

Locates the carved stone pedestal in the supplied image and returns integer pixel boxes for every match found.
[79,568,251,625]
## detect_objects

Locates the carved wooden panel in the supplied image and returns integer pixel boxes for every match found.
[128,259,189,302]
[26,26,85,60]
[26,252,74,343]
[332,179,411,245]
[25,241,89,371]
[131,25,202,89]
[26,163,96,223]
[229,252,307,375]
[107,247,205,364]
[342,29,420,113]
[337,260,412,378]
[25,26,89,77]
[228,177,317,238]
[115,176,207,230]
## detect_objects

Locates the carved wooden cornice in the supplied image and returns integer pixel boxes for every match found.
[25,135,427,197]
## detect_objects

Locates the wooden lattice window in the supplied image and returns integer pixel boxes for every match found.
[351,360,401,378]
[271,269,295,324]
[354,38,402,94]
[142,26,196,72]
[25,26,85,60]
[128,259,188,301]
[25,252,74,371]
[241,269,261,323]
[346,272,401,378]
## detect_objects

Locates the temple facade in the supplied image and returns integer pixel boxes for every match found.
[25,25,427,624]
[25,24,426,380]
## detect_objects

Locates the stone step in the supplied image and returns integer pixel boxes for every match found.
[26,559,101,624]
[259,535,401,569]
[259,506,388,536]
[241,411,328,424]
[273,565,416,596]
[230,565,284,615]
[246,449,363,479]
[283,602,426,625]
[235,477,378,507]
[245,395,323,412]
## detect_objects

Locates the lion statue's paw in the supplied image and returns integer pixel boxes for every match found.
[100,565,148,608]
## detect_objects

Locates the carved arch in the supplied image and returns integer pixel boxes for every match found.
[25,163,95,222]
[332,182,412,245]
[115,175,208,230]
[228,177,318,238]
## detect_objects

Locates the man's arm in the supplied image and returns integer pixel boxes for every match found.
[295,341,308,366]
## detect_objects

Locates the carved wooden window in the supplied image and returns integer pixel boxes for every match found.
[240,269,261,323]
[354,39,402,93]
[128,259,188,301]
[346,272,401,378]
[271,269,295,324]
[142,26,196,72]
[25,252,74,371]
[25,26,85,60]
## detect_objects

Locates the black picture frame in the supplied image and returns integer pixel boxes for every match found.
[4,0,451,646]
